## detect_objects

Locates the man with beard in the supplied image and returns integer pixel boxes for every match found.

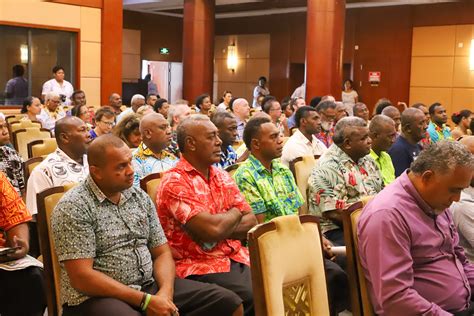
[427,102,452,143]
[315,100,337,148]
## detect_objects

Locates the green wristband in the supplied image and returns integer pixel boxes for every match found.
[142,293,152,311]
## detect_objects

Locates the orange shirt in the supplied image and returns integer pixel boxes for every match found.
[0,172,31,246]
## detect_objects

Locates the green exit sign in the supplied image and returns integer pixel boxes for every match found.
[160,48,170,55]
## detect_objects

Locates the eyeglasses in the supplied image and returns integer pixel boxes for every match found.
[100,121,115,127]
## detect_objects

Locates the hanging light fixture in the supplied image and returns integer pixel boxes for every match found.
[227,43,238,72]
[20,44,28,64]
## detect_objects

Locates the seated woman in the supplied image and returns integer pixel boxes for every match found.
[71,104,93,130]
[20,96,42,122]
[195,94,214,117]
[112,113,142,149]
[451,110,473,140]
[89,107,115,140]
[153,98,169,118]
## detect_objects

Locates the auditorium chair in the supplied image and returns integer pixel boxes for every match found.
[5,114,24,125]
[341,199,375,316]
[27,138,58,159]
[9,120,42,133]
[23,156,44,184]
[12,128,52,159]
[288,155,320,215]
[36,183,77,316]
[140,172,163,207]
[248,215,330,315]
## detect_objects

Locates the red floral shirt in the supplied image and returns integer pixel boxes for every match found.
[156,158,252,278]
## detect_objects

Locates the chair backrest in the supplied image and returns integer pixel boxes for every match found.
[36,184,77,316]
[28,138,58,159]
[248,215,330,316]
[289,155,320,215]
[13,128,52,159]
[23,156,44,185]
[5,114,24,125]
[10,120,42,133]
[341,200,375,316]
[224,163,241,177]
[139,172,162,207]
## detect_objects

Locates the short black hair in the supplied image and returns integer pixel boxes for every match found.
[52,65,64,74]
[12,64,24,77]
[451,109,472,125]
[71,90,85,100]
[295,106,317,128]
[429,102,442,115]
[309,96,322,108]
[195,94,210,109]
[21,96,36,114]
[258,76,267,82]
[153,98,168,112]
[243,116,272,150]
[262,96,277,113]
[71,104,86,117]
[281,97,291,111]
[374,98,392,115]
[146,93,157,101]
[211,111,235,128]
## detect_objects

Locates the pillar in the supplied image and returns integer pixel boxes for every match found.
[101,0,123,105]
[182,0,215,103]
[305,0,345,102]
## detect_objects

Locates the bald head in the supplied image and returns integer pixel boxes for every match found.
[55,116,84,143]
[382,106,400,118]
[401,108,424,127]
[88,134,127,167]
[140,112,166,134]
[369,115,395,134]
[177,115,211,153]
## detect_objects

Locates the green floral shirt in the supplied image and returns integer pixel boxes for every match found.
[233,154,304,222]
[308,144,383,233]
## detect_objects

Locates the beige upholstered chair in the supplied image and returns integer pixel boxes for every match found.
[288,155,320,215]
[36,183,77,316]
[27,138,58,159]
[23,156,44,184]
[13,128,52,159]
[140,172,163,207]
[342,200,375,316]
[10,120,42,133]
[248,215,330,316]
[5,114,24,125]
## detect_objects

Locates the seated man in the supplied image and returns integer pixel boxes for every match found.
[0,172,46,316]
[315,100,336,148]
[427,102,452,143]
[37,91,66,132]
[234,115,349,315]
[281,106,327,166]
[52,135,235,316]
[452,136,474,263]
[0,113,24,195]
[107,93,123,115]
[388,108,427,177]
[369,115,397,186]
[116,94,145,123]
[211,111,239,169]
[157,115,258,316]
[286,97,306,130]
[308,117,383,245]
[167,103,192,157]
[381,105,401,133]
[26,117,91,215]
[231,98,251,141]
[132,113,178,186]
[353,102,370,124]
[358,141,474,315]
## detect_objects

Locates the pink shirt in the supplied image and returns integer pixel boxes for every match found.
[358,172,474,315]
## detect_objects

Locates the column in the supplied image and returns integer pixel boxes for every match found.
[182,0,215,103]
[305,0,345,102]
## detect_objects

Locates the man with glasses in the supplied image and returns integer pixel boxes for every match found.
[315,100,337,148]
[89,107,116,140]
[37,91,66,133]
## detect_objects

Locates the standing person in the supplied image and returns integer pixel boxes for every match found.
[427,102,452,143]
[341,79,358,115]
[451,110,473,140]
[252,76,270,108]
[4,64,28,105]
[217,91,232,112]
[41,65,74,106]
[20,96,42,122]
[145,73,159,96]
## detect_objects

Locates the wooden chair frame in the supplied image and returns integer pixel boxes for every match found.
[288,155,321,186]
[248,215,330,316]
[12,128,52,152]
[23,156,44,185]
[140,172,163,205]
[27,139,57,159]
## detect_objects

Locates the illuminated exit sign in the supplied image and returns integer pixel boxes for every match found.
[160,47,170,55]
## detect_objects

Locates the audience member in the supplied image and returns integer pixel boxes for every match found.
[315,100,337,148]
[145,93,158,107]
[411,103,431,148]
[135,105,153,118]
[211,111,239,169]
[230,98,250,141]
[358,140,474,315]
[452,136,474,263]
[37,91,66,132]
[308,117,383,245]
[335,102,349,123]
[0,113,25,195]
[145,73,158,96]
[0,172,46,316]
[353,102,370,123]
[252,76,270,108]
[369,115,397,186]
[71,104,92,127]
[388,108,427,177]
[291,82,305,99]
[89,107,115,140]
[52,134,233,316]
[309,96,322,108]
[281,106,327,166]
[341,79,358,115]
[113,114,142,149]
[41,65,74,105]
[167,103,191,157]
[70,90,86,107]
[157,115,257,316]
[132,113,178,187]
[217,90,232,112]
[20,96,41,122]
[195,94,213,117]
[153,98,169,118]
[26,116,91,215]
[427,102,452,143]
[108,93,123,114]
[262,98,289,136]
[381,105,401,133]
[116,94,145,123]
[374,98,392,115]
[280,97,293,119]
[287,97,306,130]
[451,110,473,140]
[4,64,28,105]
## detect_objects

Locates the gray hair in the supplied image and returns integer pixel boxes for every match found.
[45,91,60,102]
[332,117,367,145]
[130,94,145,106]
[411,140,474,174]
[168,103,189,127]
[176,114,210,153]
[315,100,336,113]
[369,115,394,134]
[381,106,400,117]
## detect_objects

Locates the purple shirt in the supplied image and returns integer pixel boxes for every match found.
[358,172,474,315]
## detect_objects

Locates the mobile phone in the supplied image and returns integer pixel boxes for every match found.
[0,246,21,256]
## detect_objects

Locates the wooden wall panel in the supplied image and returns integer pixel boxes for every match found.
[410,57,454,87]
[452,89,474,112]
[412,26,456,57]
[409,87,453,112]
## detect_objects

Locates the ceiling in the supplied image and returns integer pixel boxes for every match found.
[123,0,461,18]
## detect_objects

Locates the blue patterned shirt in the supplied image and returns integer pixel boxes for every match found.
[214,145,238,169]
